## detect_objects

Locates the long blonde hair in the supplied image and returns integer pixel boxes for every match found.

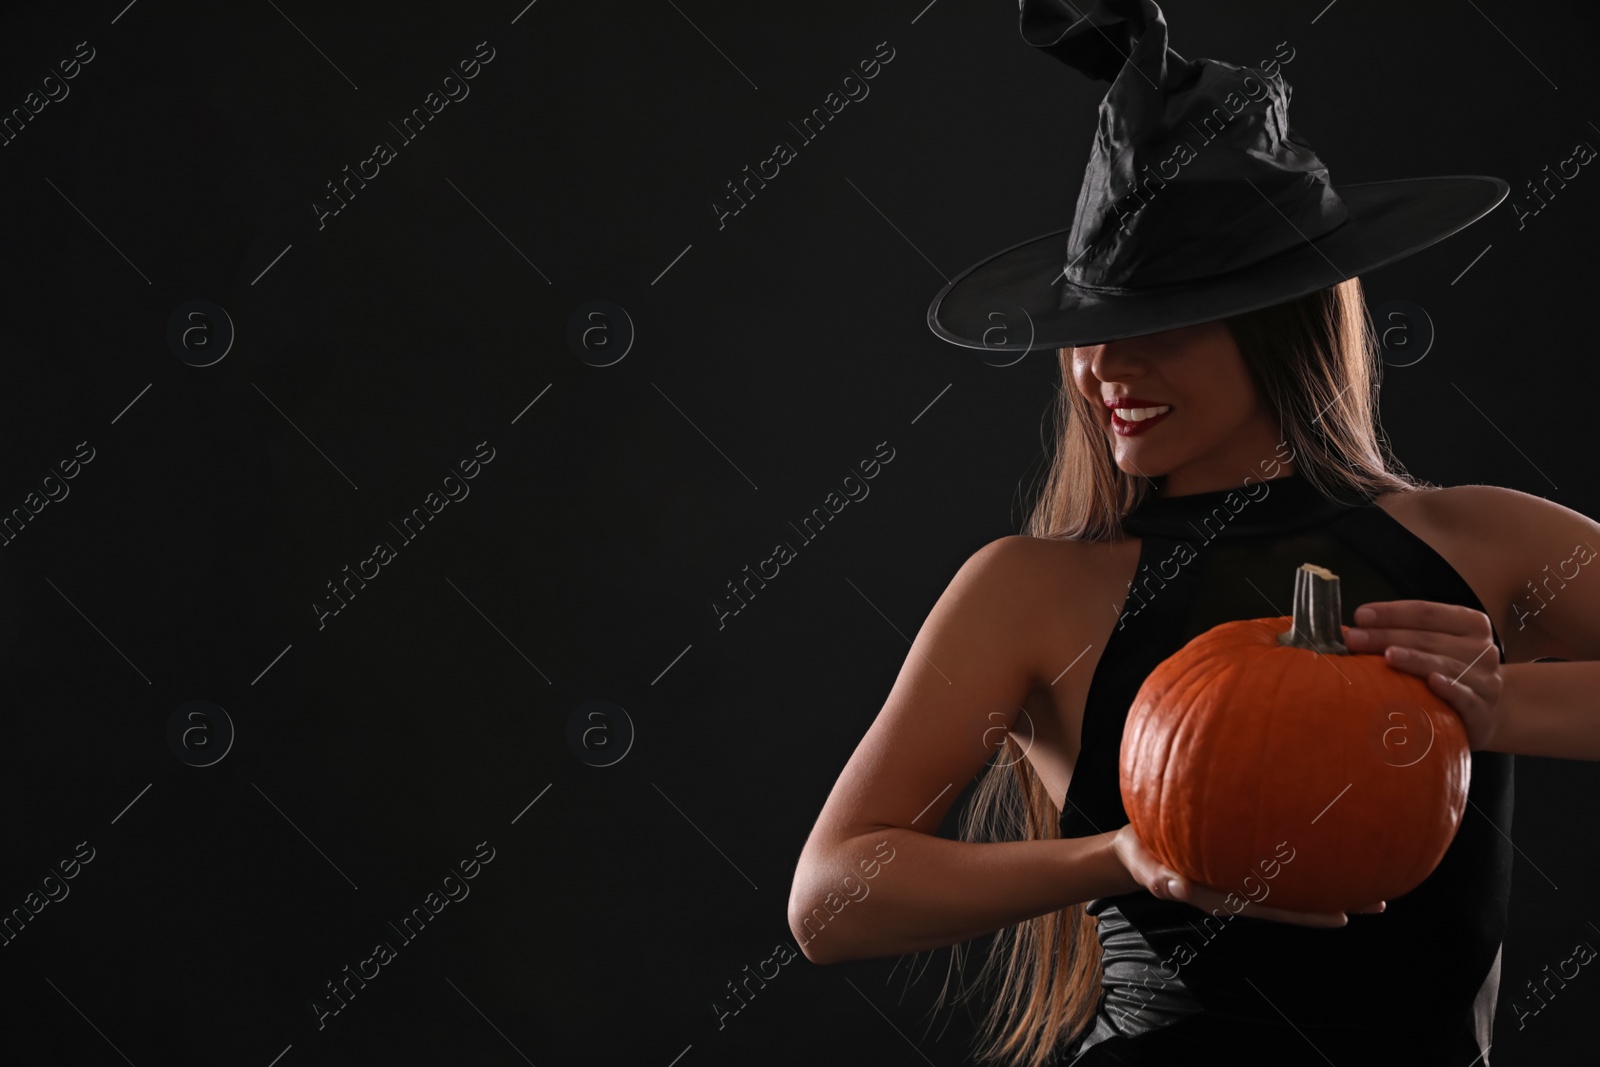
[923,277,1435,1066]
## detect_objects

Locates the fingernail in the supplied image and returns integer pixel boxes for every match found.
[1355,606,1376,623]
[1346,628,1365,643]
[1165,878,1183,899]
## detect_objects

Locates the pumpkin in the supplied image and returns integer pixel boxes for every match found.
[1119,562,1471,914]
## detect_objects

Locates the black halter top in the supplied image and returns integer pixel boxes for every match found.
[1057,471,1513,1064]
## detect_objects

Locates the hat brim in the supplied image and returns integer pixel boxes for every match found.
[925,175,1509,351]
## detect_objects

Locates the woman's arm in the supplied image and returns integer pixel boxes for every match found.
[1490,491,1600,757]
[1357,485,1600,759]
[1470,487,1600,756]
[790,827,1131,965]
[1490,660,1600,759]
[785,535,1138,966]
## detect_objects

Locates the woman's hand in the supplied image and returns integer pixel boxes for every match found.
[1110,825,1384,929]
[1344,599,1504,752]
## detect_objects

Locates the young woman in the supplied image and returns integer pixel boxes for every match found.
[785,276,1600,1064]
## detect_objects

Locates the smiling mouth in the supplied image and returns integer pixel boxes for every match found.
[1110,405,1173,436]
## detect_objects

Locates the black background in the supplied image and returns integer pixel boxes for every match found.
[0,1,1597,1064]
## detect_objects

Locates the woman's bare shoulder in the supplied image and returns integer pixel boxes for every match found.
[975,532,1135,585]
[1373,481,1594,534]
[1368,481,1600,658]
[965,533,1141,642]
[1368,481,1552,573]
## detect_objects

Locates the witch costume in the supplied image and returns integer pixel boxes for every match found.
[923,2,1514,1064]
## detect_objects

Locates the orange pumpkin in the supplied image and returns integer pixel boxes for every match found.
[1119,562,1471,913]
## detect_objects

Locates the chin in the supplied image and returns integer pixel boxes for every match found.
[1113,451,1168,479]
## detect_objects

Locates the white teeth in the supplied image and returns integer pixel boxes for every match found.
[1119,405,1171,422]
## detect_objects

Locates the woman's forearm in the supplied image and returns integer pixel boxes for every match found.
[787,827,1135,965]
[1490,660,1600,760]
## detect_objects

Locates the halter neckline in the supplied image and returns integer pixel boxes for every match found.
[1120,470,1374,540]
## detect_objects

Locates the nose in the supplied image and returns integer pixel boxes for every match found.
[1082,342,1146,383]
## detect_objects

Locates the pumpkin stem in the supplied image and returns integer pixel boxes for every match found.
[1277,562,1349,654]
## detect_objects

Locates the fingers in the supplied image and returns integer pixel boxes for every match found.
[1345,612,1499,735]
[1252,900,1382,927]
[1247,905,1349,928]
[1154,876,1388,928]
[1346,601,1495,658]
[1347,605,1502,752]
[1353,600,1490,638]
[1381,645,1466,683]
[1344,624,1493,664]
[1120,831,1389,930]
[1364,636,1494,702]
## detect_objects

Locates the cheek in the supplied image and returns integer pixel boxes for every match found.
[1167,362,1242,423]
[1070,358,1097,399]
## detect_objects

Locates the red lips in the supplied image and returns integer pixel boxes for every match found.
[1105,397,1174,437]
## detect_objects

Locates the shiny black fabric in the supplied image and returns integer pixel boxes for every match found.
[923,1,1508,351]
[1020,0,1347,291]
[1056,471,1512,1065]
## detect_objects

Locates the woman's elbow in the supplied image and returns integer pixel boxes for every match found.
[787,872,856,965]
[786,893,835,964]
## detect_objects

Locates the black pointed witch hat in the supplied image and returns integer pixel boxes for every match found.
[926,0,1507,352]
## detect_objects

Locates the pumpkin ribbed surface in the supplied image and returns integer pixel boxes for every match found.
[1119,614,1471,913]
